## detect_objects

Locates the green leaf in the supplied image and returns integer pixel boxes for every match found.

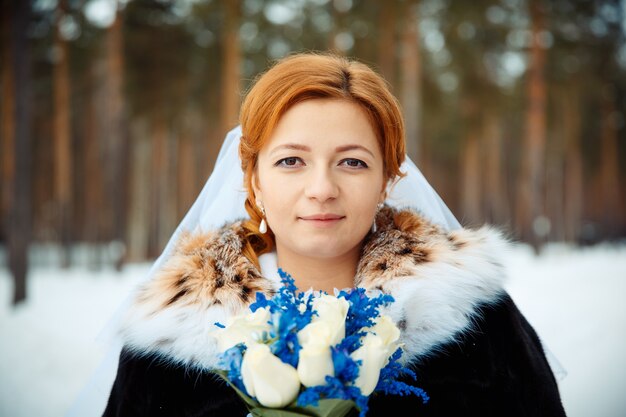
[249,399,356,417]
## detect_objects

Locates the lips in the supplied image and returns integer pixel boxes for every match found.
[299,214,344,220]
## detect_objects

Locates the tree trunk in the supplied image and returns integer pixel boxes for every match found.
[562,86,583,242]
[461,129,481,226]
[400,1,421,163]
[516,0,547,247]
[163,127,178,250]
[102,8,128,268]
[93,57,108,245]
[1,0,15,243]
[459,90,482,226]
[83,59,105,268]
[483,114,508,225]
[599,84,621,238]
[178,126,196,219]
[220,1,241,137]
[203,44,223,182]
[8,0,33,305]
[127,118,150,262]
[545,122,564,241]
[148,111,167,258]
[53,0,72,267]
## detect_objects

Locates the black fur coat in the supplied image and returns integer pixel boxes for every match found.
[103,206,566,417]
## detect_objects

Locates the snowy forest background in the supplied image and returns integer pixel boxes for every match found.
[1,0,625,416]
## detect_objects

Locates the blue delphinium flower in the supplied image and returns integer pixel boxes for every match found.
[296,345,367,411]
[375,347,430,402]
[333,287,395,355]
[248,292,272,312]
[338,287,394,335]
[298,376,370,416]
[217,344,247,394]
[216,268,428,416]
[296,288,397,417]
[330,347,360,384]
[249,269,316,367]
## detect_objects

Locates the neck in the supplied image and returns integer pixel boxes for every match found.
[274,244,360,294]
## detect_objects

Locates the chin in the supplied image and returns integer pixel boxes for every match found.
[295,242,354,259]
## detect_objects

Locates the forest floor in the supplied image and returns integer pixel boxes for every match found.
[1,242,625,417]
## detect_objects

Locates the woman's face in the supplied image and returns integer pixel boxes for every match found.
[253,98,386,261]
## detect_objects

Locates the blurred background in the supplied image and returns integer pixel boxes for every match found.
[2,0,626,301]
[1,0,625,416]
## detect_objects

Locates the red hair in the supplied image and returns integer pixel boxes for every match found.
[238,53,406,266]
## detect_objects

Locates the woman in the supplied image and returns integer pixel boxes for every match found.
[102,53,565,416]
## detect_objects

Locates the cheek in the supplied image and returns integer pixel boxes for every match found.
[259,176,298,226]
[348,176,384,203]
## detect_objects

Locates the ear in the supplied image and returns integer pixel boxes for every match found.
[379,179,390,204]
[251,170,262,203]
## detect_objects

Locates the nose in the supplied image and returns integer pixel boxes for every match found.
[304,166,339,203]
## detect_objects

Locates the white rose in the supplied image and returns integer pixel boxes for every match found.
[369,315,401,348]
[350,335,388,396]
[294,295,349,387]
[241,343,301,408]
[297,321,336,387]
[298,320,336,347]
[297,344,334,387]
[310,294,349,345]
[211,307,272,351]
[350,315,401,396]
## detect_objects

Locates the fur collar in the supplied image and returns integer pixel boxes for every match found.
[120,206,508,369]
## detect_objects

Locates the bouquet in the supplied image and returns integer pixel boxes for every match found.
[211,270,428,417]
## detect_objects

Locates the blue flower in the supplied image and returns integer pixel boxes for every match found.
[249,292,272,313]
[331,346,361,384]
[216,345,247,394]
[337,288,394,338]
[297,375,369,417]
[375,347,429,403]
[249,269,317,367]
[213,269,428,416]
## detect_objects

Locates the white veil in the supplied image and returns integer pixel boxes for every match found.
[149,124,461,276]
[97,125,459,344]
[65,126,562,416]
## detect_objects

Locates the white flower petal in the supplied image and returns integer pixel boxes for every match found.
[297,344,334,387]
[241,344,300,408]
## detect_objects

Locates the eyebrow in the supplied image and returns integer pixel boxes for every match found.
[270,143,311,155]
[335,144,375,158]
[270,143,375,158]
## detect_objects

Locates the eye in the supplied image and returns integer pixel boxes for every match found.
[340,158,368,168]
[275,157,304,168]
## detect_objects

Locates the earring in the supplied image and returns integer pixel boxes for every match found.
[371,202,384,233]
[257,200,268,234]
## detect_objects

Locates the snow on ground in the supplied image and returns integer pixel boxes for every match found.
[503,243,626,417]
[0,262,146,417]
[0,243,625,417]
